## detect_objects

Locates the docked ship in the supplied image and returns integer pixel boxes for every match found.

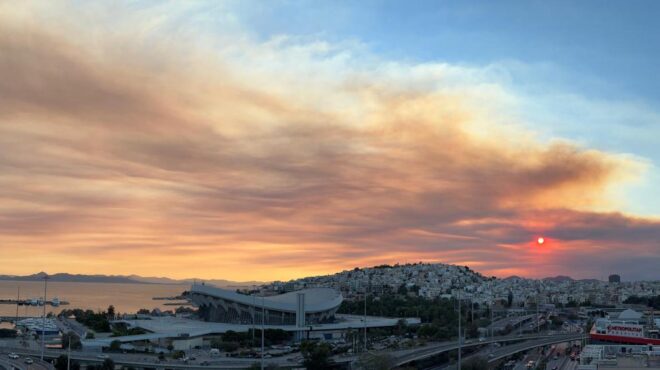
[590,308,660,345]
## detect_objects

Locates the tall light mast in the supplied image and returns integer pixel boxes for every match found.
[457,290,462,370]
[41,274,48,361]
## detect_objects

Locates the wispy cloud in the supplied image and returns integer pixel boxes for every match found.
[0,2,657,281]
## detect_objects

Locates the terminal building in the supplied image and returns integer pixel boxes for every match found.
[188,283,342,326]
[85,283,420,351]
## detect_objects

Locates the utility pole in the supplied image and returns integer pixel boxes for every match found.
[536,295,540,334]
[67,332,71,370]
[41,274,48,361]
[490,301,494,339]
[457,291,462,370]
[536,281,541,335]
[15,286,19,325]
[363,288,367,352]
[261,295,265,370]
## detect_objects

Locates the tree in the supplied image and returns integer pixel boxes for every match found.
[461,356,488,370]
[300,341,333,370]
[467,322,479,338]
[60,308,110,332]
[54,355,67,370]
[109,340,122,352]
[551,317,564,328]
[507,291,513,308]
[0,329,17,338]
[395,319,408,336]
[358,353,394,370]
[107,305,116,319]
[101,358,115,370]
[624,295,660,309]
[62,331,82,350]
[220,341,240,352]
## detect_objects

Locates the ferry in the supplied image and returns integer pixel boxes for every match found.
[590,318,660,345]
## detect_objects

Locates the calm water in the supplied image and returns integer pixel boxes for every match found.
[0,280,189,317]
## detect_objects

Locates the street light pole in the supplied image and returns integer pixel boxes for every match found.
[536,295,540,334]
[41,274,48,361]
[363,289,367,352]
[15,286,19,325]
[488,281,493,339]
[67,333,71,370]
[536,294,541,334]
[457,291,462,370]
[261,295,265,370]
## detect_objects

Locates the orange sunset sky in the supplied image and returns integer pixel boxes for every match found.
[1,2,659,282]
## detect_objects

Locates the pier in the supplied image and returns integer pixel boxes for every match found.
[0,299,69,306]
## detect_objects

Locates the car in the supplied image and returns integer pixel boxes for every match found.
[552,366,558,370]
[24,358,34,364]
[478,337,486,342]
[8,353,19,359]
[96,354,110,359]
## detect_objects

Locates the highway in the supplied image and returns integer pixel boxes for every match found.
[1,331,585,370]
[487,337,583,363]
[488,314,535,333]
[391,332,585,367]
[0,347,291,370]
[0,354,51,370]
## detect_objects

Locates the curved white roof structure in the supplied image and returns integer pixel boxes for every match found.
[190,283,343,313]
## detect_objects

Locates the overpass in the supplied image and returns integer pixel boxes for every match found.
[0,352,52,370]
[487,335,587,363]
[0,346,286,370]
[0,332,586,370]
[392,333,585,367]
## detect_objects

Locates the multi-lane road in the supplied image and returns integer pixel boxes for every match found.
[486,335,583,363]
[0,354,51,370]
[392,332,585,367]
[1,331,585,370]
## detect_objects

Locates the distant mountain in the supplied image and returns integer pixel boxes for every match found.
[0,272,142,284]
[578,278,603,283]
[503,275,524,280]
[0,272,264,287]
[543,275,575,283]
[127,275,263,288]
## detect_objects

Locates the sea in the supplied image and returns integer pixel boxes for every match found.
[0,280,189,318]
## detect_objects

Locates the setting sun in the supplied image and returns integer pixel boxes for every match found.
[537,237,545,245]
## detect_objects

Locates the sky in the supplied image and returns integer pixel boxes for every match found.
[0,1,659,281]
